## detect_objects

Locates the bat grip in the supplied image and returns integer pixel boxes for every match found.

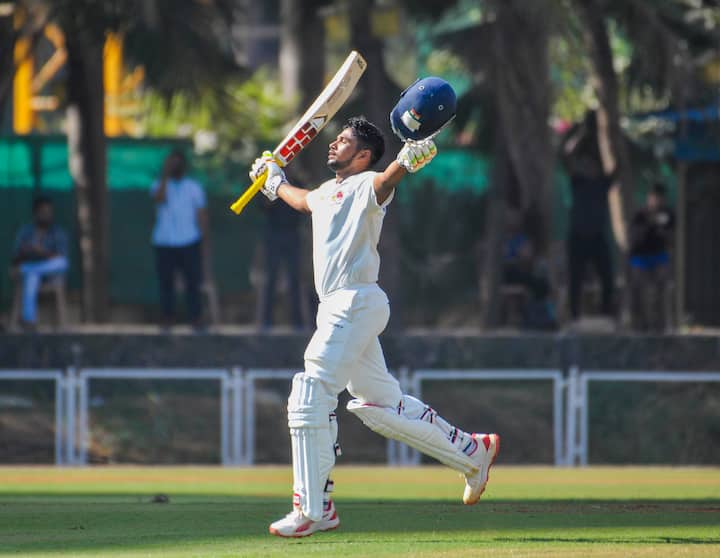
[230,170,268,215]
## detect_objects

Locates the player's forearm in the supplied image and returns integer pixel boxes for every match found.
[374,161,406,205]
[278,183,311,214]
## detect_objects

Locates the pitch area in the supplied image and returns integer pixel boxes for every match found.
[0,466,718,557]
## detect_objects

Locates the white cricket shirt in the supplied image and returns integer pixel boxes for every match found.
[306,171,394,298]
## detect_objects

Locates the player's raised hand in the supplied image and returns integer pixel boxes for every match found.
[396,139,437,173]
[250,151,268,181]
[249,151,287,201]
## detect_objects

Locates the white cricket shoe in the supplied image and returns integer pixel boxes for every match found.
[268,499,340,538]
[463,433,500,505]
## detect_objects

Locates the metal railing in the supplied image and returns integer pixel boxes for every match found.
[4,366,719,466]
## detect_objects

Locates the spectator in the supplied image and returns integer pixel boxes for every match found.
[257,196,304,330]
[565,153,616,321]
[502,208,554,329]
[11,196,68,331]
[151,150,208,332]
[629,184,675,331]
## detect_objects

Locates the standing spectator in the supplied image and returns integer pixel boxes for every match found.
[258,197,304,330]
[629,184,675,331]
[12,196,68,331]
[565,152,616,321]
[151,150,208,332]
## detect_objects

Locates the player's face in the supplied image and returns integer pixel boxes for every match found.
[327,128,365,172]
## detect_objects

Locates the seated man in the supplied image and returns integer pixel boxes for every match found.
[12,196,69,330]
[502,208,554,329]
[629,184,675,331]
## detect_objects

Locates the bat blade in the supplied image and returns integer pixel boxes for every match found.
[230,51,367,215]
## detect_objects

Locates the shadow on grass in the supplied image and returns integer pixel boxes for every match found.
[0,494,718,554]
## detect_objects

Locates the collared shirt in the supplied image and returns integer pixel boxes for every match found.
[13,223,68,260]
[306,171,394,299]
[150,176,206,247]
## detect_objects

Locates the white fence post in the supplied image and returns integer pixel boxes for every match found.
[65,367,78,465]
[564,365,582,466]
[230,367,244,465]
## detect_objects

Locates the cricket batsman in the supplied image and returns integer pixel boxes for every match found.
[249,78,500,538]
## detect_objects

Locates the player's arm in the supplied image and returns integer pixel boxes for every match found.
[277,183,311,214]
[373,161,406,206]
[373,140,438,205]
[250,152,311,214]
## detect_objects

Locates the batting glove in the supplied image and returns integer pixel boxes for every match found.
[250,151,286,201]
[396,139,437,173]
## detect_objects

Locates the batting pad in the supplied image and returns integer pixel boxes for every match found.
[287,373,335,521]
[347,398,477,474]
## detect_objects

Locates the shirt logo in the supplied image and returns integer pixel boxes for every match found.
[330,190,344,205]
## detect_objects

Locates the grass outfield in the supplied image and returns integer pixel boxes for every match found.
[0,466,718,557]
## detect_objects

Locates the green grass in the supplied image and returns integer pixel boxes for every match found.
[0,466,718,557]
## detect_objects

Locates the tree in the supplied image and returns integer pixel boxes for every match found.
[17,0,241,322]
[347,0,405,329]
[573,0,634,253]
[0,8,15,128]
[278,0,329,185]
[480,0,555,327]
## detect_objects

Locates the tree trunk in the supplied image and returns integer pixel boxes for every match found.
[65,36,109,322]
[480,127,511,328]
[479,0,553,328]
[574,0,633,252]
[349,0,404,330]
[490,0,553,254]
[279,0,327,185]
[0,14,15,129]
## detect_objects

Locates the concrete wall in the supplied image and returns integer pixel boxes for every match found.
[2,332,720,371]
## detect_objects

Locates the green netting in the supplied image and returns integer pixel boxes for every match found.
[0,137,515,315]
[402,149,491,195]
[0,137,190,191]
[0,140,33,187]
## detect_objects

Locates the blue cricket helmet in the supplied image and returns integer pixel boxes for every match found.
[390,77,457,142]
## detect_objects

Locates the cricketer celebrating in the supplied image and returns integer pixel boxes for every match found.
[250,78,500,538]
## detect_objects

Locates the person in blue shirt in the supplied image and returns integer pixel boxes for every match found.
[12,195,69,330]
[629,184,675,331]
[151,150,208,331]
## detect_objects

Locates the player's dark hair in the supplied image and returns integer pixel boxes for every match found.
[345,116,385,166]
[32,195,52,213]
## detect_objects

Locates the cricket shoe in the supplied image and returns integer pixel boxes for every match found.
[463,433,500,505]
[268,497,340,538]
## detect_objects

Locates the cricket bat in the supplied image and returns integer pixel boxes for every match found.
[230,51,367,215]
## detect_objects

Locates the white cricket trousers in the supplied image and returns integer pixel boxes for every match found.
[303,283,401,408]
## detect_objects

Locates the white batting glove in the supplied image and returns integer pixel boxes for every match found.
[250,150,286,201]
[396,139,437,173]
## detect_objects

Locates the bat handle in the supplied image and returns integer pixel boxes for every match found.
[230,170,268,215]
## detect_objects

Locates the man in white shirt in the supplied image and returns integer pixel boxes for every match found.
[251,117,499,537]
[151,150,208,331]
